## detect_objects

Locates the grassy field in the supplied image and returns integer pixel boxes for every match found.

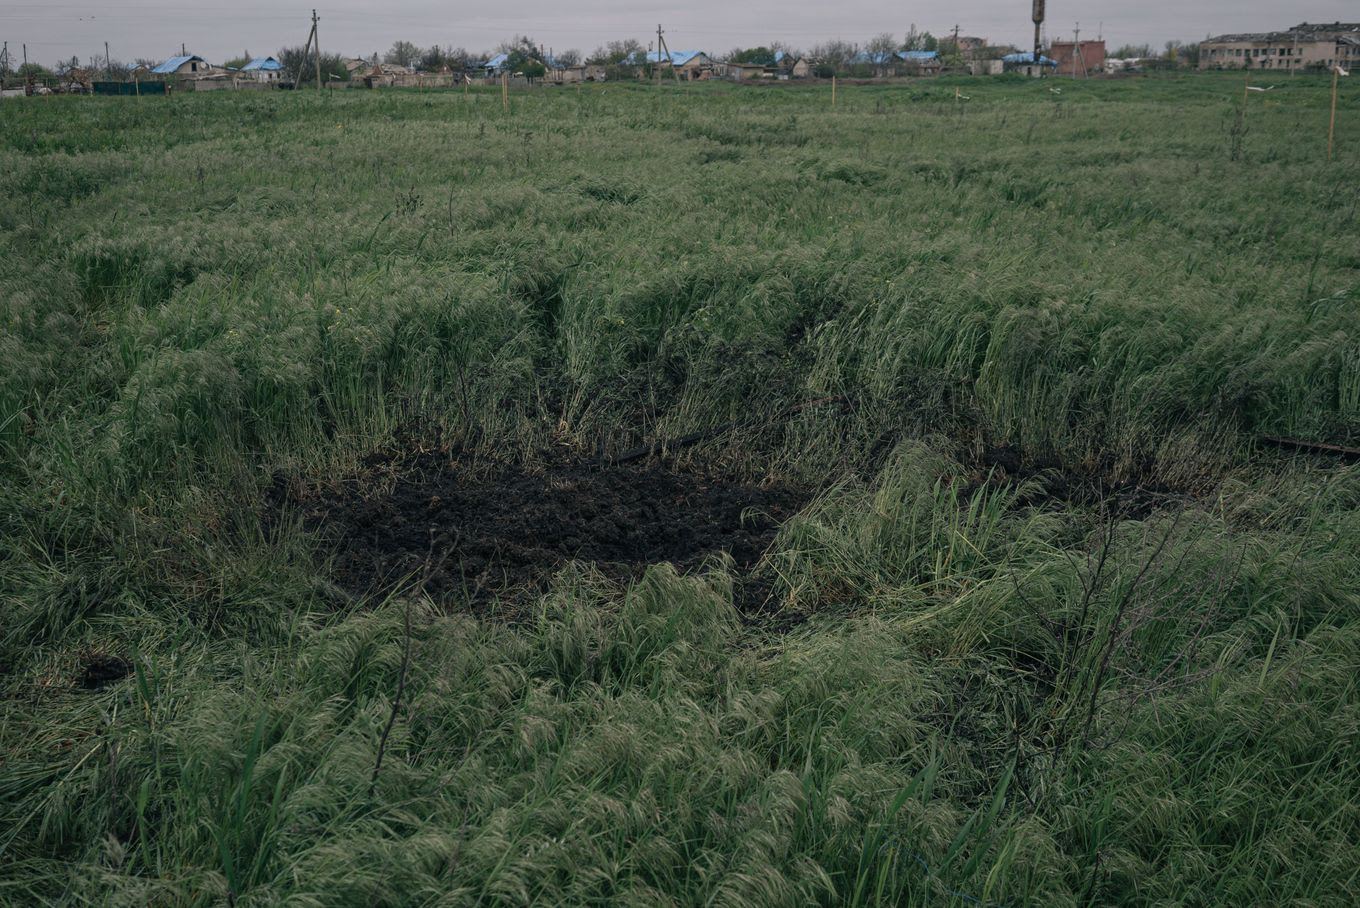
[2,72,1359,905]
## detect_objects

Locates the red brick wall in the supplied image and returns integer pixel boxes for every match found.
[1049,40,1107,76]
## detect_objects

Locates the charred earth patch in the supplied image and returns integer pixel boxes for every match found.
[272,444,809,616]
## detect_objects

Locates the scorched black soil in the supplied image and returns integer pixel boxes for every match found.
[271,445,808,612]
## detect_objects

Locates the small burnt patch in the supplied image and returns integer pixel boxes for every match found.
[975,444,1182,519]
[76,650,132,690]
[273,446,808,614]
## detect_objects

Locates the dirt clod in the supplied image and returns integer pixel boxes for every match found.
[274,446,808,614]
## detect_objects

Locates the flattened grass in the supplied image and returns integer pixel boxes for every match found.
[2,74,1358,904]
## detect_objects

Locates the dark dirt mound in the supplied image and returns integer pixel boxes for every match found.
[272,446,809,616]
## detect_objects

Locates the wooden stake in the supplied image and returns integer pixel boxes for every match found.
[1329,68,1340,162]
[832,75,837,108]
[502,71,508,112]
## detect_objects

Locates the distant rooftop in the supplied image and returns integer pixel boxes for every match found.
[151,54,205,74]
[628,50,707,66]
[1206,21,1360,44]
[241,56,283,72]
[1002,52,1058,66]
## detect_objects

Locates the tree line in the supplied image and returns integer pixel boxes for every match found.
[2,30,1215,85]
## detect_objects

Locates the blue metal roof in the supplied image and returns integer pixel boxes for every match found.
[852,50,941,65]
[1003,52,1058,66]
[151,54,204,74]
[241,56,283,72]
[629,50,706,65]
[481,53,509,69]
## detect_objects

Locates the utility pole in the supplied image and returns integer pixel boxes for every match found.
[313,10,321,90]
[952,23,960,55]
[181,43,186,57]
[0,42,9,79]
[656,24,663,84]
[294,10,318,88]
[1072,24,1080,79]
[656,26,680,82]
[105,41,112,80]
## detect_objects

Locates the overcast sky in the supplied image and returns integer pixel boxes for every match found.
[4,1,1355,67]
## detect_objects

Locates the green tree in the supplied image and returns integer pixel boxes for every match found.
[809,39,857,72]
[1112,43,1153,59]
[384,41,420,69]
[224,51,252,71]
[277,46,350,85]
[16,62,52,80]
[865,33,898,75]
[903,26,938,52]
[588,39,644,66]
[418,46,447,72]
[731,46,777,66]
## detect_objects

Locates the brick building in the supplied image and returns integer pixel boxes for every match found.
[1200,22,1360,71]
[1048,40,1106,77]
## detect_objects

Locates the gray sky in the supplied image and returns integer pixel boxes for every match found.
[3,1,1355,67]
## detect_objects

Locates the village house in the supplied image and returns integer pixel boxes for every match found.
[717,61,765,81]
[898,50,942,74]
[956,36,988,58]
[847,49,941,77]
[359,62,419,88]
[1048,40,1107,77]
[791,57,817,78]
[629,50,715,80]
[240,56,285,83]
[849,49,899,76]
[1002,52,1058,76]
[543,56,607,85]
[478,53,510,78]
[1199,22,1360,71]
[151,54,214,77]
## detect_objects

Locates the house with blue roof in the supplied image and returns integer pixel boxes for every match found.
[1002,52,1059,75]
[848,49,941,76]
[897,50,942,73]
[479,53,510,76]
[151,54,212,76]
[239,56,285,83]
[626,49,715,80]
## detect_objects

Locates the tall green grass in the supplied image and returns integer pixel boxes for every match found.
[1,74,1358,904]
